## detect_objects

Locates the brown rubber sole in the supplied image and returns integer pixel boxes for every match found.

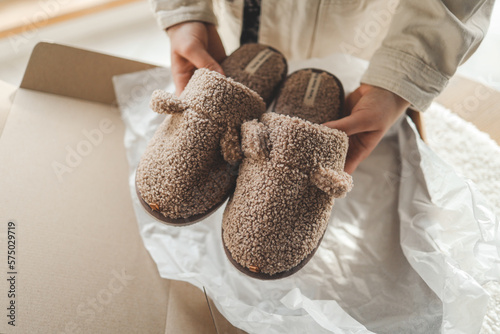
[222,225,327,280]
[135,178,229,226]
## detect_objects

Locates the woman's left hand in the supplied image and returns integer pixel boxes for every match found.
[323,84,410,174]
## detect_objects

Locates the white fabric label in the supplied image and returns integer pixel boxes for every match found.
[244,48,274,75]
[303,72,322,107]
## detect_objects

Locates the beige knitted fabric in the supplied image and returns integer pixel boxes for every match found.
[222,112,352,277]
[221,43,287,106]
[136,69,266,222]
[273,69,345,124]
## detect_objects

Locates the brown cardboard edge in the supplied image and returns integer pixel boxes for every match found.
[0,80,17,140]
[13,43,245,333]
[205,293,248,334]
[406,108,426,142]
[20,42,158,105]
[203,287,221,334]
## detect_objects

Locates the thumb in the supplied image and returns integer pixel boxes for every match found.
[323,112,372,136]
[343,152,361,175]
[187,48,225,75]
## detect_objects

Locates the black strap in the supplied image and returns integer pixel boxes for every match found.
[240,0,262,45]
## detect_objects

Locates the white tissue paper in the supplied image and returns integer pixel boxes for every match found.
[112,54,500,334]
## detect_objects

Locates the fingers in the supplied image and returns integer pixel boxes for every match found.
[172,68,193,97]
[206,24,227,64]
[344,86,363,114]
[323,111,378,136]
[342,135,375,174]
[343,157,359,175]
[342,131,382,174]
[185,47,225,75]
[324,84,407,136]
[168,22,226,95]
[171,46,224,95]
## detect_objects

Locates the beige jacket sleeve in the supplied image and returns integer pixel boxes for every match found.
[361,0,494,111]
[148,0,217,30]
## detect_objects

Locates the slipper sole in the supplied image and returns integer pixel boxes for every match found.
[135,178,230,226]
[222,223,327,280]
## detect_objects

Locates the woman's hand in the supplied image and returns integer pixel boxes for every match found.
[323,84,410,174]
[167,21,226,95]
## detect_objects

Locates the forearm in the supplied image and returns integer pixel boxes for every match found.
[361,0,494,111]
[149,0,217,30]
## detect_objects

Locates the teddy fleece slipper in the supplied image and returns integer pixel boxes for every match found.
[273,68,345,124]
[135,69,266,226]
[221,43,288,106]
[222,69,352,279]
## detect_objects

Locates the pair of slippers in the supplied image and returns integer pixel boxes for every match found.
[135,44,353,279]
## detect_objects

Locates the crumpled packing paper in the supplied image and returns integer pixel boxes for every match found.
[112,54,500,334]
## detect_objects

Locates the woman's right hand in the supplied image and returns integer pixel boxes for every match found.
[167,21,226,96]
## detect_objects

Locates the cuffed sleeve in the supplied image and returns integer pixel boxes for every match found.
[361,0,494,111]
[149,0,217,30]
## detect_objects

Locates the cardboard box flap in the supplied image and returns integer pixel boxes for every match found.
[0,44,168,333]
[0,80,17,139]
[0,43,245,334]
[20,42,157,105]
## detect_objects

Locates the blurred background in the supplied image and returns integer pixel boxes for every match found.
[0,0,169,85]
[0,0,499,88]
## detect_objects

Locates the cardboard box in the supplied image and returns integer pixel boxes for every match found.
[0,42,245,334]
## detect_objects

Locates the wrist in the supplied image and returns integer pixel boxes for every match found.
[166,20,204,36]
[362,84,410,110]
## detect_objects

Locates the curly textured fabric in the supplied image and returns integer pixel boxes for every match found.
[136,69,266,220]
[221,43,287,106]
[223,113,352,276]
[273,69,344,124]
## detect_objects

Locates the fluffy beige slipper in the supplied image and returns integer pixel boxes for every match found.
[222,69,352,279]
[135,68,266,225]
[273,68,345,123]
[221,43,288,106]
